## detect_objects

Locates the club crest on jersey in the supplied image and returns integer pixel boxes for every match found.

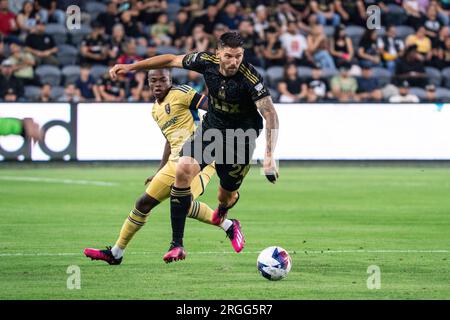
[218,81,226,100]
[165,104,171,114]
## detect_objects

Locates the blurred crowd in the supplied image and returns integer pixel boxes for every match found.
[1,0,450,103]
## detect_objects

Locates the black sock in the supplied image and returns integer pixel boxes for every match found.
[170,186,192,247]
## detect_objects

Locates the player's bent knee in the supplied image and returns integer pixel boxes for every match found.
[175,157,200,186]
[135,194,159,214]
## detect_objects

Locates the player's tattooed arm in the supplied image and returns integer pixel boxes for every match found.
[255,96,279,184]
[145,139,171,185]
[110,54,185,80]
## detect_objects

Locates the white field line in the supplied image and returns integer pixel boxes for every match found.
[0,176,118,187]
[0,250,448,257]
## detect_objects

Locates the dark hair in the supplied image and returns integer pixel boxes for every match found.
[218,32,244,49]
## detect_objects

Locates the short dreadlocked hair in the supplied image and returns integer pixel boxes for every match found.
[217,32,244,49]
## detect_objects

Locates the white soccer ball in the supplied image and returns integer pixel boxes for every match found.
[257,246,292,281]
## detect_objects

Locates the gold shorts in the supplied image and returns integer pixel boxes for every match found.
[145,160,216,202]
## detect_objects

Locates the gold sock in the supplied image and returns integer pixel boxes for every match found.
[114,208,150,249]
[188,201,215,225]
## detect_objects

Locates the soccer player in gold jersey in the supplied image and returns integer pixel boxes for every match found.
[84,69,244,264]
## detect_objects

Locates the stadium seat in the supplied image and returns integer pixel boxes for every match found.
[266,66,284,87]
[24,85,41,101]
[172,68,188,84]
[51,86,65,100]
[62,65,81,85]
[372,67,392,87]
[57,44,79,66]
[254,66,266,80]
[69,25,92,46]
[298,66,312,79]
[136,45,148,57]
[425,67,442,87]
[345,25,365,48]
[324,26,335,37]
[167,2,181,21]
[268,87,280,102]
[409,87,427,100]
[36,65,62,86]
[436,87,450,101]
[90,65,109,80]
[155,45,180,55]
[85,2,107,20]
[442,67,450,88]
[45,23,67,46]
[395,25,415,40]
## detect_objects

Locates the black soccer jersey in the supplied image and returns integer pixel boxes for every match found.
[182,51,270,131]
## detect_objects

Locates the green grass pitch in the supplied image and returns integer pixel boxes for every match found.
[0,164,449,299]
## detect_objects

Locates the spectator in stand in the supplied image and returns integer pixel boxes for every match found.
[423,5,442,46]
[334,0,366,26]
[331,62,358,102]
[300,64,330,102]
[276,0,301,30]
[358,29,381,69]
[208,23,228,51]
[37,83,53,102]
[150,13,173,46]
[429,28,450,68]
[403,0,424,27]
[80,21,109,66]
[330,24,354,69]
[238,19,264,67]
[117,39,143,65]
[34,0,65,24]
[57,83,81,103]
[75,64,98,101]
[97,73,126,102]
[127,71,146,102]
[25,20,58,66]
[2,87,19,102]
[252,5,270,40]
[109,24,128,65]
[423,83,440,102]
[146,40,158,59]
[140,85,154,102]
[310,0,341,27]
[8,40,37,86]
[120,10,144,39]
[389,80,420,102]
[307,24,336,71]
[429,0,450,26]
[98,1,121,35]
[280,21,311,66]
[173,10,192,49]
[405,26,432,61]
[395,45,427,87]
[186,70,205,94]
[137,0,168,26]
[186,24,211,52]
[278,62,303,103]
[377,25,405,74]
[192,4,221,34]
[0,0,19,40]
[219,2,243,30]
[262,26,285,68]
[357,66,383,101]
[16,1,40,39]
[0,59,25,101]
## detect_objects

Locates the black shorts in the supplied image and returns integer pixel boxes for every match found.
[180,125,258,192]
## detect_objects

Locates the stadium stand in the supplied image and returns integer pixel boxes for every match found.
[0,0,449,103]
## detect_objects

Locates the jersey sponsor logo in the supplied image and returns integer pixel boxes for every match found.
[165,103,171,114]
[210,96,240,113]
[161,116,178,131]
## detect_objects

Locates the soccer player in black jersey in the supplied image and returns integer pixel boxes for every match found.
[110,32,279,263]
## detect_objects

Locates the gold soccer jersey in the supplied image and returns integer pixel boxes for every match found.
[152,85,207,161]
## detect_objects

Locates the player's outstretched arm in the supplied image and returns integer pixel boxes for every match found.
[110,54,186,80]
[255,96,279,184]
